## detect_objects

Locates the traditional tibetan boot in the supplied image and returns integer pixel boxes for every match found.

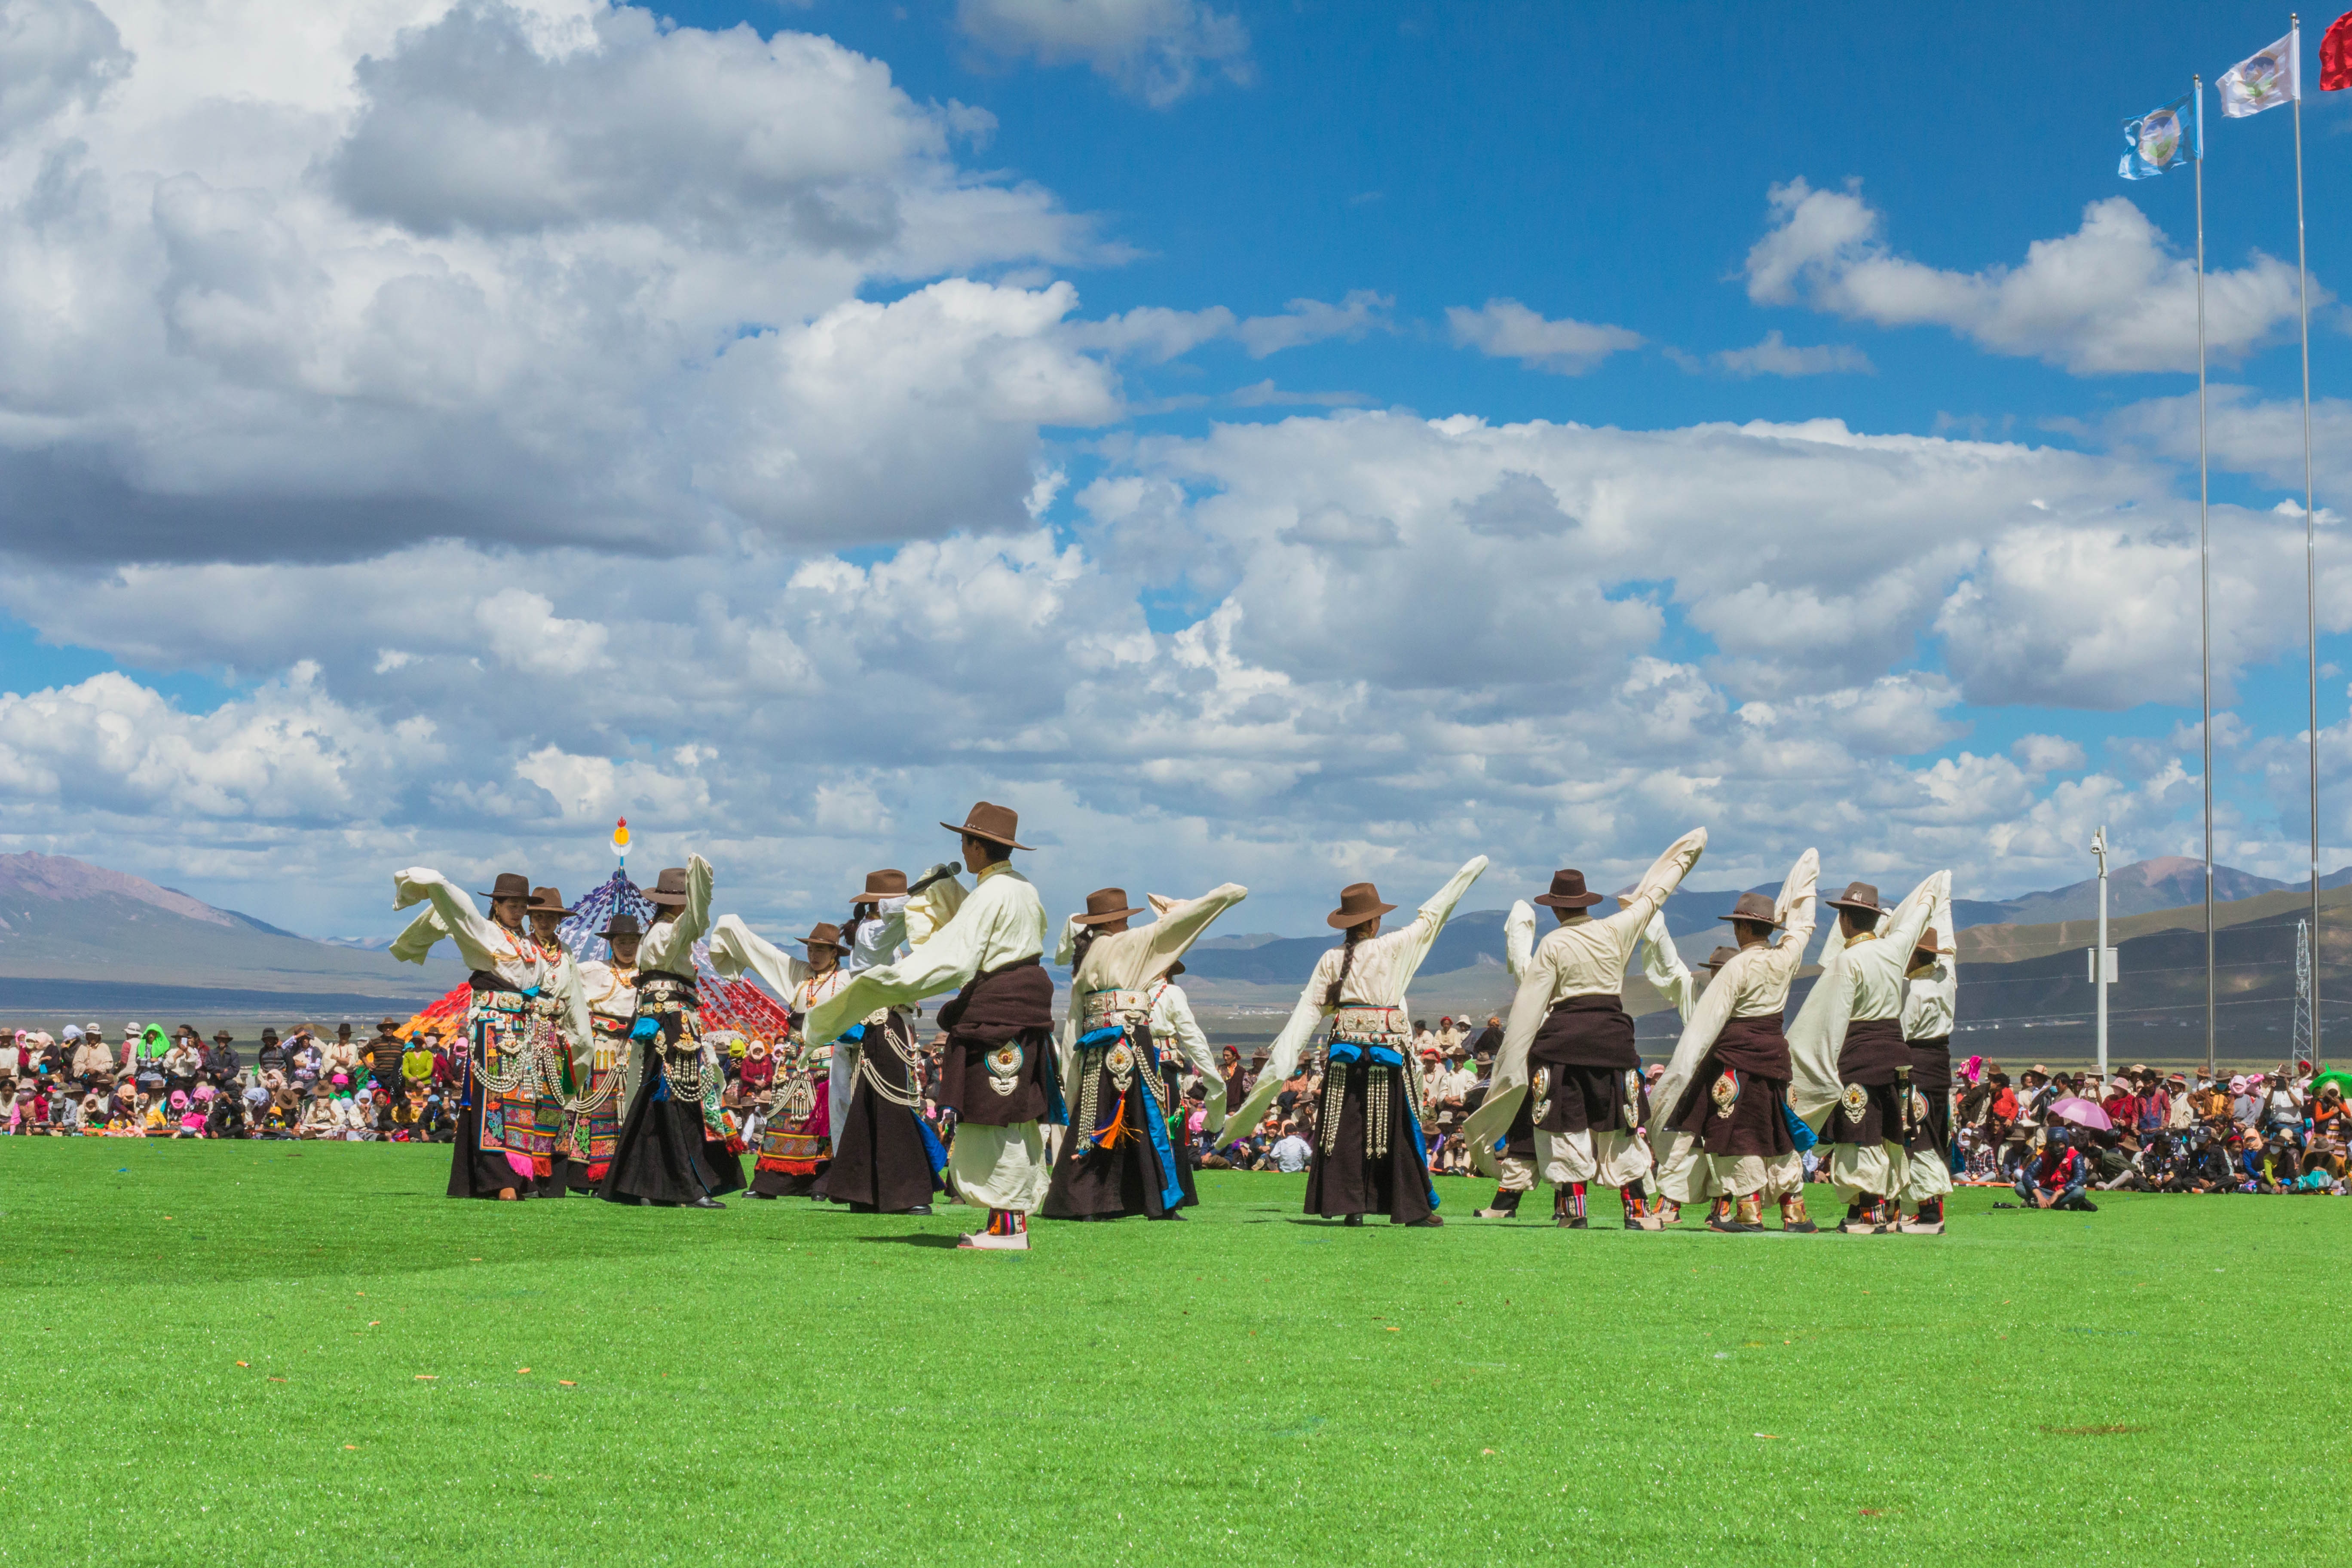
[1622,1187,1663,1231]
[1709,1191,1764,1233]
[1657,1198,1682,1225]
[958,1209,1030,1250]
[1559,1181,1589,1229]
[1899,1196,1945,1234]
[1475,1187,1525,1219]
[1778,1193,1819,1233]
[1708,1196,1733,1228]
[1836,1199,1875,1234]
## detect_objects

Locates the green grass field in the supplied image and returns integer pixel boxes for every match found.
[2,1141,2343,1566]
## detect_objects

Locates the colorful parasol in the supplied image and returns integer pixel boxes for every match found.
[2047,1095,2113,1132]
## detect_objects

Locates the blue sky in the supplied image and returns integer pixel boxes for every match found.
[0,0,2347,937]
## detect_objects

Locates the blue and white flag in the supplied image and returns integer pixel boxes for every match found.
[2119,90,2201,180]
[2216,28,2300,116]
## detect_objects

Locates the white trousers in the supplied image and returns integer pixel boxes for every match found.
[1830,1140,1909,1203]
[1536,1127,1654,1187]
[828,1044,855,1142]
[1654,1132,1714,1204]
[1495,1152,1536,1193]
[1900,1143,1954,1204]
[1696,1151,1805,1200]
[949,1121,1049,1213]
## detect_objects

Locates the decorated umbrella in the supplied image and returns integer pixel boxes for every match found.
[2047,1095,2113,1133]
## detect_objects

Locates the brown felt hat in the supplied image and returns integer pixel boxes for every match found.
[1702,946,1740,971]
[940,800,1033,851]
[1073,887,1144,926]
[1912,927,1939,959]
[379,1017,401,1031]
[1533,869,1604,909]
[1825,880,1885,914]
[527,885,574,916]
[800,922,847,952]
[477,872,531,902]
[600,912,643,939]
[214,1029,237,1041]
[643,866,693,907]
[1328,882,1397,930]
[854,868,909,903]
[1721,891,1784,928]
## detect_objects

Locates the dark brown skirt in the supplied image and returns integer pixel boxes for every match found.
[1824,1018,1911,1147]
[1906,1036,1951,1156]
[1041,1056,1182,1220]
[1531,1062,1644,1136]
[818,1023,936,1212]
[597,1060,734,1205]
[1302,1058,1434,1222]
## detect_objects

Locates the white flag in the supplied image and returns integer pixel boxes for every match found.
[2217,27,2300,116]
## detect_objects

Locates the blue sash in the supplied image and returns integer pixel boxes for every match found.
[1077,1023,1181,1209]
[1327,1040,1439,1210]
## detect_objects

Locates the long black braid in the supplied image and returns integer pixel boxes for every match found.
[1070,923,1102,975]
[1323,923,1371,1009]
[840,906,872,955]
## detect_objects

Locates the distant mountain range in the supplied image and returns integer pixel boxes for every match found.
[0,852,464,1013]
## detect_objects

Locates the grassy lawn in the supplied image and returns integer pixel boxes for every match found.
[1,1139,2341,1566]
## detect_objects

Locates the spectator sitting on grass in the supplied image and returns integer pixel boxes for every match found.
[1271,1120,1312,1173]
[2014,1127,2095,1211]
[205,1086,248,1139]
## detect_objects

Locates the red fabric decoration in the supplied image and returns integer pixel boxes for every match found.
[2324,11,2352,92]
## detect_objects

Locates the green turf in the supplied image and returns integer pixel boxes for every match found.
[2,1142,2343,1566]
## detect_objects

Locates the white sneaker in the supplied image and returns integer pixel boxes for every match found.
[957,1230,1030,1250]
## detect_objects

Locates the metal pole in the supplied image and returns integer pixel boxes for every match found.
[2294,18,2321,1072]
[2196,79,2215,1078]
[2095,827,2110,1079]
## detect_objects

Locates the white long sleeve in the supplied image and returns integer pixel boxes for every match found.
[1229,856,1486,1140]
[636,855,713,976]
[390,869,546,989]
[805,864,1047,1047]
[708,915,811,998]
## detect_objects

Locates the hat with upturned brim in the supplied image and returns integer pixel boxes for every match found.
[1824,880,1885,914]
[1533,869,1604,910]
[1073,887,1145,926]
[855,869,909,904]
[644,866,694,907]
[527,885,575,916]
[940,800,1033,851]
[477,872,532,902]
[1721,891,1784,929]
[801,922,847,953]
[1328,882,1397,930]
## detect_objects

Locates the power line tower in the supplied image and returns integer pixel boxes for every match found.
[2294,919,2315,1066]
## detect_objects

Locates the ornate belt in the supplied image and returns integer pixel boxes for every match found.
[1331,1004,1406,1047]
[1081,988,1152,1032]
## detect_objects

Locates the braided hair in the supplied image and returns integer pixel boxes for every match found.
[1323,922,1372,1010]
[1070,923,1102,975]
[840,906,872,956]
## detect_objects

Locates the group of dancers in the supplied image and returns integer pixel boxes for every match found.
[389,802,1961,1248]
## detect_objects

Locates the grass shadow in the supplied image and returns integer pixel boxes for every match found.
[853,1233,965,1248]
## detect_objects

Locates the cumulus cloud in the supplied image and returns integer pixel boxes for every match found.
[1069,290,1392,363]
[2012,733,2087,775]
[1744,178,2312,374]
[1699,330,1872,378]
[1446,298,1644,374]
[956,0,1252,107]
[0,0,130,141]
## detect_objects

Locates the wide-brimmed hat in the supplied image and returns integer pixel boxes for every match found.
[1534,869,1604,909]
[1073,887,1145,926]
[212,1028,235,1042]
[1327,881,1397,930]
[854,869,909,904]
[1911,927,1939,960]
[940,800,1033,851]
[1167,959,1185,978]
[1721,891,1783,928]
[1824,880,1884,914]
[378,1017,401,1032]
[644,867,694,907]
[600,912,643,940]
[800,922,847,952]
[477,872,531,902]
[1702,945,1740,971]
[527,885,574,916]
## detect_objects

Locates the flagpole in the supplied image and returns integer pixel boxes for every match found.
[2196,74,2215,1079]
[2294,16,2321,1072]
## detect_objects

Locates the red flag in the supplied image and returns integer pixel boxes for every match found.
[2324,9,2352,91]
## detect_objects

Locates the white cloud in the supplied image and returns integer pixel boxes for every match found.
[2012,733,2086,774]
[956,0,1252,107]
[1070,290,1392,362]
[1445,298,1643,375]
[476,588,611,677]
[1744,178,2312,374]
[1703,330,1872,378]
[0,0,131,141]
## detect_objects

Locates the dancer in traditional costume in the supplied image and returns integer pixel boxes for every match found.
[1896,885,1958,1235]
[1143,937,1224,1208]
[1648,850,1819,1233]
[1462,831,1704,1229]
[1237,858,1488,1227]
[390,869,586,1200]
[1040,882,1245,1222]
[1787,873,1947,1234]
[599,857,743,1208]
[805,803,1058,1250]
[709,919,842,1198]
[563,912,643,1192]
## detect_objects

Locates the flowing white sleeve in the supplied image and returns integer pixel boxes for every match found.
[1785,939,1853,1129]
[1640,913,1698,1022]
[388,904,449,968]
[847,897,910,974]
[1392,856,1490,990]
[1226,975,1329,1141]
[904,874,969,946]
[805,883,993,1047]
[707,916,810,998]
[1130,883,1247,980]
[1503,900,1536,982]
[389,869,506,974]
